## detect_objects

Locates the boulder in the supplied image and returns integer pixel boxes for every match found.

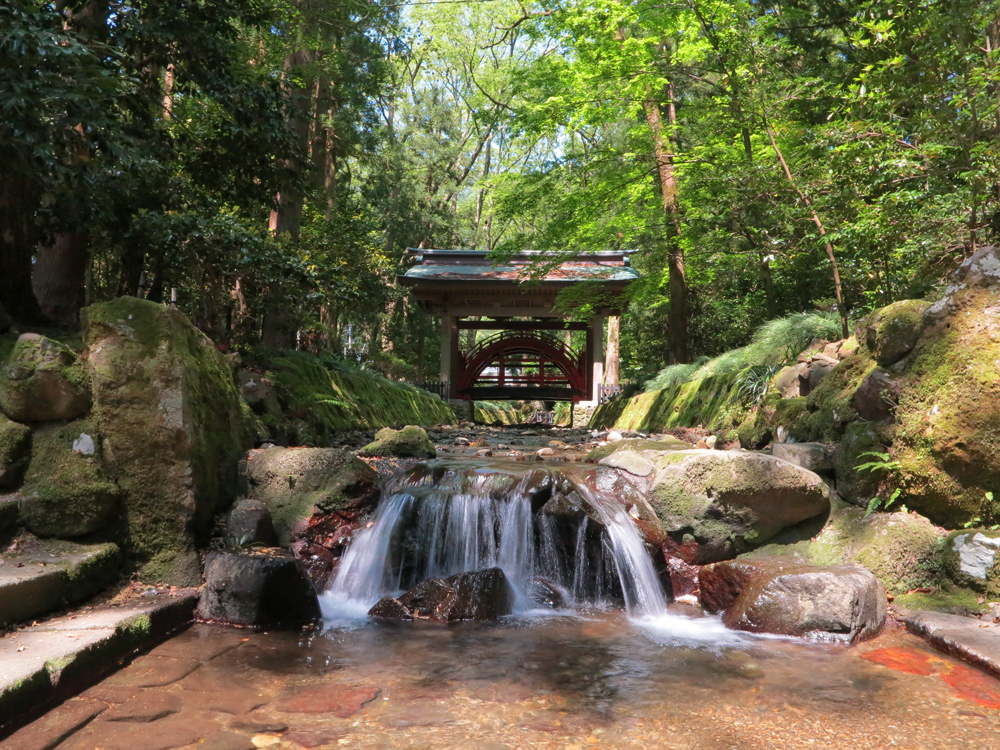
[224,498,276,548]
[709,559,887,643]
[19,420,121,538]
[772,364,807,399]
[797,353,839,397]
[196,549,320,628]
[850,369,900,423]
[357,426,436,459]
[832,422,886,506]
[368,596,413,622]
[444,568,515,621]
[0,334,91,422]
[84,297,254,585]
[293,542,336,591]
[585,437,690,464]
[597,449,654,477]
[944,530,1000,597]
[770,442,833,475]
[398,577,459,621]
[699,559,761,614]
[647,450,831,564]
[526,577,567,609]
[889,246,1000,525]
[0,415,30,488]
[864,299,930,367]
[744,497,947,596]
[236,369,283,419]
[240,446,379,546]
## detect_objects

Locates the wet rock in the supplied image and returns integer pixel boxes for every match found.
[597,449,653,477]
[224,498,276,548]
[368,596,413,621]
[770,442,833,475]
[196,549,320,628]
[0,414,30,488]
[84,297,253,584]
[102,692,182,722]
[526,577,567,608]
[850,369,900,422]
[0,334,91,422]
[240,446,379,546]
[864,299,930,367]
[647,450,831,564]
[445,567,515,621]
[699,560,761,614]
[292,542,336,591]
[703,558,887,643]
[359,426,436,459]
[399,577,459,621]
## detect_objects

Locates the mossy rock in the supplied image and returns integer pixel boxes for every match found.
[832,421,888,507]
[736,411,772,450]
[748,499,948,596]
[358,425,436,459]
[863,299,931,367]
[0,334,91,422]
[647,449,831,563]
[941,528,1000,598]
[769,397,810,442]
[242,446,380,545]
[889,247,1000,526]
[584,437,690,463]
[796,352,877,442]
[0,414,30,488]
[19,419,122,538]
[83,297,254,584]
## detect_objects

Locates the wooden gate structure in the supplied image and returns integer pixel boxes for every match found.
[399,249,638,406]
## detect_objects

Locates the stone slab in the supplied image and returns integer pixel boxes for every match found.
[0,538,121,628]
[903,610,1000,678]
[0,591,197,737]
[0,697,107,750]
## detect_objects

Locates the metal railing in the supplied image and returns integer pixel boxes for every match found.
[415,381,451,401]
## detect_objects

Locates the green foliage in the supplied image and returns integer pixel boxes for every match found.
[855,450,904,518]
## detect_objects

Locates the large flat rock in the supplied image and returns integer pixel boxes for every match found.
[902,610,1000,678]
[0,538,121,628]
[0,591,197,735]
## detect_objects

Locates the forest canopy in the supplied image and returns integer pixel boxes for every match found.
[3,0,998,383]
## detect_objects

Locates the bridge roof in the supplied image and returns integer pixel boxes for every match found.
[399,249,639,285]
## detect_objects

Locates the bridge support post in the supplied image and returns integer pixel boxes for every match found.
[440,313,456,383]
[588,315,604,403]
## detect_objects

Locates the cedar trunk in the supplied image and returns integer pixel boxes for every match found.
[34,233,89,328]
[0,167,47,325]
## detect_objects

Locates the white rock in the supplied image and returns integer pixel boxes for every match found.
[953,533,1000,579]
[607,431,623,442]
[72,433,96,456]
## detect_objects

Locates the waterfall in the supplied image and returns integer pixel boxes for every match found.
[319,461,669,622]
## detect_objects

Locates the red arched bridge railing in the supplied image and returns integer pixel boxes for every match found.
[455,330,587,402]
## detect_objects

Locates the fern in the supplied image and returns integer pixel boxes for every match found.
[854,450,902,474]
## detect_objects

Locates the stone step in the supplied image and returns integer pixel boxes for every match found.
[0,537,121,628]
[0,590,198,737]
[902,610,1000,678]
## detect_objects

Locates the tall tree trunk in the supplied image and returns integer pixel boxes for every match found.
[763,117,849,339]
[642,82,688,364]
[604,315,620,385]
[0,168,47,325]
[33,233,89,327]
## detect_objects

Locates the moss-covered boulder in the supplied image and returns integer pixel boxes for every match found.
[864,299,931,367]
[943,529,1000,598]
[647,449,831,564]
[0,334,91,422]
[83,297,254,584]
[0,414,30,488]
[358,425,436,459]
[584,437,690,464]
[832,422,888,507]
[890,246,1000,526]
[798,352,877,443]
[746,498,947,596]
[241,446,380,546]
[19,419,122,538]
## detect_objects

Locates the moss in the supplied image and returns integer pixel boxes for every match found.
[769,397,810,441]
[864,299,930,366]
[797,352,877,442]
[893,586,985,615]
[585,437,690,463]
[941,528,1000,598]
[590,371,746,433]
[62,542,122,600]
[474,401,533,425]
[84,296,254,584]
[0,335,91,421]
[19,419,122,538]
[358,425,436,458]
[736,411,772,449]
[833,421,889,506]
[0,414,30,487]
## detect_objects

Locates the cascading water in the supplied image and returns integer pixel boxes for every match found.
[320,460,670,623]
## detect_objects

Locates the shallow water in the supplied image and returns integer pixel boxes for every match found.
[57,608,1000,750]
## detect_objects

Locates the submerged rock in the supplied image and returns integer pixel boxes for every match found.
[0,334,91,422]
[358,426,436,459]
[702,558,887,643]
[196,549,320,628]
[647,450,831,564]
[240,446,379,546]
